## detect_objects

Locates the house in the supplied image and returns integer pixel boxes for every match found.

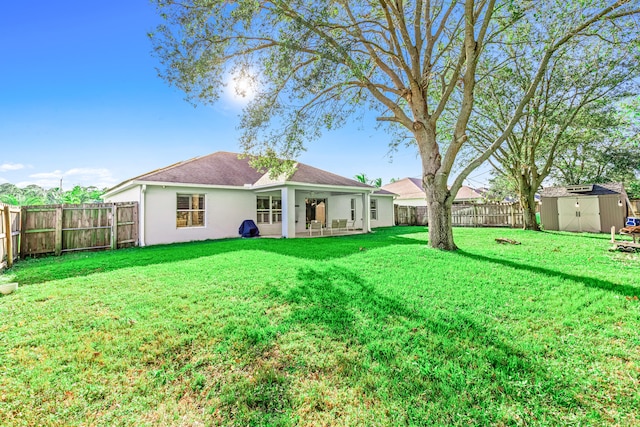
[539,183,628,233]
[102,151,395,246]
[380,177,484,206]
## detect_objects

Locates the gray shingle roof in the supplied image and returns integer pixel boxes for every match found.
[539,182,625,198]
[111,151,373,190]
[137,152,264,186]
[288,163,371,188]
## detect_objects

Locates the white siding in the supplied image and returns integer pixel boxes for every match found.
[104,186,141,204]
[372,196,395,227]
[326,194,394,229]
[144,185,255,245]
[327,195,359,226]
[393,198,427,207]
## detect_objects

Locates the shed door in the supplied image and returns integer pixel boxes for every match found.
[558,196,600,232]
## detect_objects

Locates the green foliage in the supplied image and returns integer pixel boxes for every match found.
[354,173,382,188]
[0,184,105,206]
[150,0,639,248]
[484,174,517,203]
[1,227,639,425]
[626,179,640,199]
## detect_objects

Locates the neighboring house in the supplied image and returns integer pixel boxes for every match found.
[539,183,628,233]
[102,151,395,246]
[380,177,484,206]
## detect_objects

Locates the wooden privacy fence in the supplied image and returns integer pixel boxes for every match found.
[630,199,640,216]
[395,205,428,226]
[1,204,21,268]
[452,203,523,227]
[20,202,138,257]
[395,203,525,228]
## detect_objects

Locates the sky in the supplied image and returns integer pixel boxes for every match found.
[0,1,492,190]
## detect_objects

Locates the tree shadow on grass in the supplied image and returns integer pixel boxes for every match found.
[9,227,424,286]
[454,250,640,297]
[277,265,578,423]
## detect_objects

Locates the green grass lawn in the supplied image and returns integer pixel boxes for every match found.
[1,227,639,426]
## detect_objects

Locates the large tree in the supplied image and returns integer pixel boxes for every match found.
[469,39,640,230]
[151,0,639,249]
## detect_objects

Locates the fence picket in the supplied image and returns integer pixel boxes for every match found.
[395,203,527,228]
[16,202,138,258]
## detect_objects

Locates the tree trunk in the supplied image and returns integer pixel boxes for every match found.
[424,182,457,250]
[520,188,540,231]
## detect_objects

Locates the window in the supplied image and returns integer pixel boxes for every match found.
[177,194,205,227]
[257,196,270,223]
[257,195,282,224]
[370,199,378,220]
[350,198,356,221]
[271,197,282,223]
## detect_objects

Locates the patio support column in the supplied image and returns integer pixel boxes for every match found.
[281,187,296,238]
[362,192,371,232]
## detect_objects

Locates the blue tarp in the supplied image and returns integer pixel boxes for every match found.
[238,219,260,237]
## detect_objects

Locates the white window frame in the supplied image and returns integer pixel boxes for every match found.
[176,193,206,228]
[370,198,378,220]
[350,198,356,221]
[257,196,271,224]
[257,195,282,224]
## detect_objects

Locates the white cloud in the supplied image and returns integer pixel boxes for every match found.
[21,167,118,189]
[29,170,64,179]
[0,163,25,172]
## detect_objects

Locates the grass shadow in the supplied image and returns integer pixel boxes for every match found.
[7,227,425,286]
[455,249,640,297]
[277,264,577,421]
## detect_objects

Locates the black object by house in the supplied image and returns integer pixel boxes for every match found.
[239,219,260,237]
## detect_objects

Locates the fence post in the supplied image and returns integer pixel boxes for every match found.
[54,205,63,256]
[510,204,515,228]
[20,207,27,258]
[111,204,118,250]
[3,205,13,268]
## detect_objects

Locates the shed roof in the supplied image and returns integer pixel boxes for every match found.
[539,182,625,198]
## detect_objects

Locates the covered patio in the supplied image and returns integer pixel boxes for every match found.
[254,184,374,238]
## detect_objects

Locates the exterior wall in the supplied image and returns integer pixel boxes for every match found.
[143,185,255,245]
[327,195,360,227]
[106,184,392,244]
[540,197,559,231]
[394,198,427,207]
[104,186,141,204]
[255,190,284,237]
[599,194,626,232]
[371,196,395,227]
[327,194,394,228]
[295,190,309,234]
[540,194,625,233]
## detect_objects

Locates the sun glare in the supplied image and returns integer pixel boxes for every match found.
[227,70,257,103]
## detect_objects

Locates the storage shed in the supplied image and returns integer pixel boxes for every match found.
[539,183,628,233]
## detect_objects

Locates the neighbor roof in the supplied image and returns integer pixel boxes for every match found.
[107,151,372,192]
[539,183,625,198]
[380,177,484,201]
[380,177,424,200]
